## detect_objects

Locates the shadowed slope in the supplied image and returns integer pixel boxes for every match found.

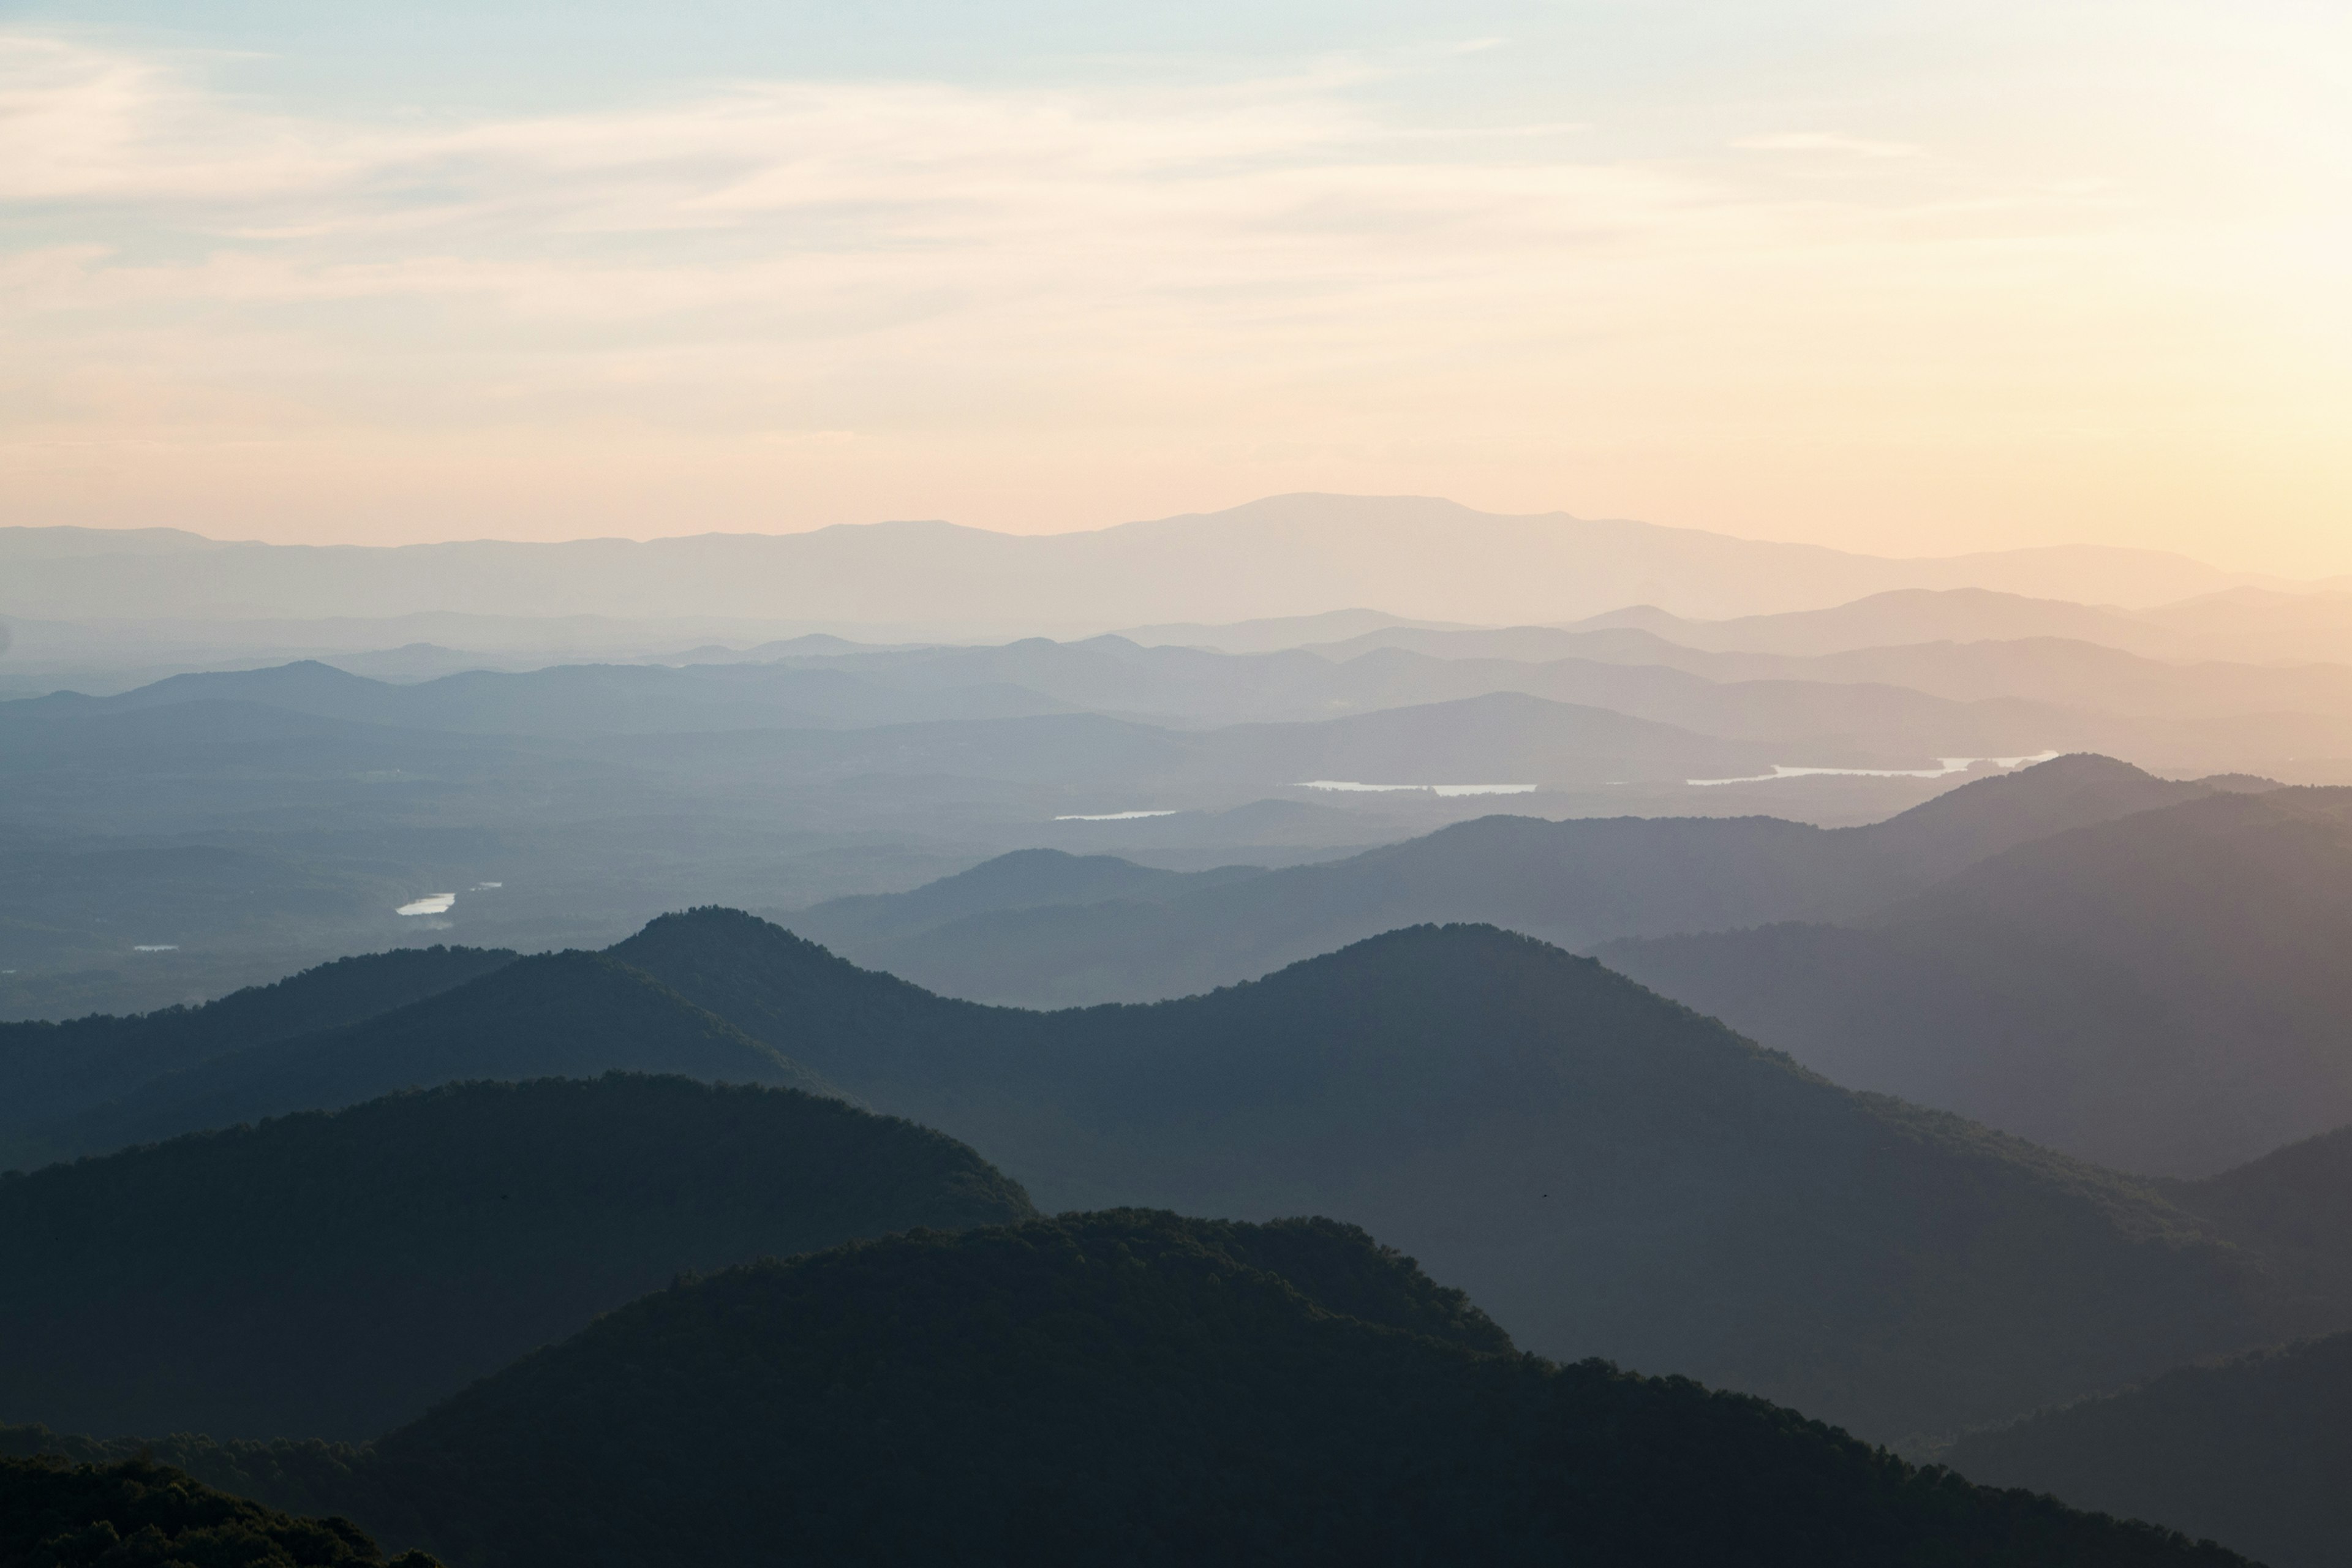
[0,1074,1031,1438]
[1947,1332,2352,1568]
[1605,786,2352,1174]
[6,951,834,1167]
[152,1212,2250,1568]
[0,946,519,1136]
[0,1454,440,1568]
[613,908,2293,1440]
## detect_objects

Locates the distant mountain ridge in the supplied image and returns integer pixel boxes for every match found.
[789,755,2252,1006]
[1604,785,2352,1175]
[0,496,2284,633]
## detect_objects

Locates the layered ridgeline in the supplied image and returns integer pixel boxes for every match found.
[0,945,517,1139]
[0,1454,440,1568]
[1935,1126,2352,1566]
[2,951,828,1168]
[788,755,2255,1008]
[1945,1332,2352,1568]
[605,910,2326,1441]
[0,497,2258,629]
[1605,785,2352,1175]
[17,892,2338,1441]
[5,1214,2250,1568]
[0,1074,1033,1437]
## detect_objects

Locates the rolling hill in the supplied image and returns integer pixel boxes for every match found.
[790,754,2252,1006]
[2,951,834,1168]
[0,945,518,1134]
[609,908,2315,1441]
[1945,1331,2352,1568]
[1602,785,2352,1175]
[21,1213,2251,1568]
[0,1073,1033,1438]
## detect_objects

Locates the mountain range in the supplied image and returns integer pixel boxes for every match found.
[788,755,2252,1007]
[1602,785,2352,1175]
[1,951,823,1169]
[6,1213,2253,1568]
[10,898,2340,1439]
[0,496,2296,633]
[0,945,517,1138]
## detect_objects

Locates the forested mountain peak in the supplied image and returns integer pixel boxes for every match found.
[319,1210,2249,1567]
[611,910,2288,1440]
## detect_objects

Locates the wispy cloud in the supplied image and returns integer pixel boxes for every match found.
[0,33,1722,340]
[1731,132,1923,159]
[1,20,2343,565]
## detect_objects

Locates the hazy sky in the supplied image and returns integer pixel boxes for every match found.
[4,2,2348,570]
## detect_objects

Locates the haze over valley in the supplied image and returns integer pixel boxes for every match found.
[7,3,2352,1562]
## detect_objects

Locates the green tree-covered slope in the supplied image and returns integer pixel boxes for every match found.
[0,1074,1032,1437]
[0,1453,439,1568]
[182,1212,2251,1568]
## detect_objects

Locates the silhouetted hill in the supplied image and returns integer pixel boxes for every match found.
[0,1453,439,1568]
[1947,1331,2352,1568]
[4,952,834,1167]
[1604,786,2352,1175]
[612,909,2297,1440]
[0,946,517,1136]
[793,755,2248,1005]
[0,1074,1031,1438]
[72,1213,2247,1568]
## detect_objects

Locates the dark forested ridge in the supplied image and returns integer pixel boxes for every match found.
[0,946,518,1138]
[3,952,833,1168]
[1605,785,2352,1175]
[0,1454,439,1568]
[10,1213,2248,1568]
[611,908,2317,1440]
[788,754,2258,1006]
[1947,1330,2352,1568]
[0,1074,1032,1437]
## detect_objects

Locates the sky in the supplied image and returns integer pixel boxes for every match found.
[2,1,2348,571]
